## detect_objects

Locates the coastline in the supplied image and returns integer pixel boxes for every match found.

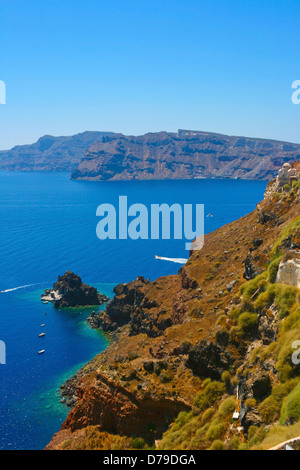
[0,172,269,449]
[45,181,300,450]
[58,328,117,408]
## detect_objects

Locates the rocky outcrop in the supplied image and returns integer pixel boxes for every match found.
[41,271,109,308]
[88,276,173,337]
[71,131,300,181]
[87,277,149,331]
[0,132,114,172]
[56,372,190,441]
[186,340,234,380]
[243,253,263,280]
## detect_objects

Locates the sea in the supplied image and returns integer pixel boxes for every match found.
[0,171,267,449]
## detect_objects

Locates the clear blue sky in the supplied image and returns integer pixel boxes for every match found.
[1,0,300,149]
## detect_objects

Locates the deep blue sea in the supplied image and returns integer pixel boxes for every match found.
[0,172,266,449]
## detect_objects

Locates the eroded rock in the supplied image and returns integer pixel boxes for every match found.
[41,271,109,308]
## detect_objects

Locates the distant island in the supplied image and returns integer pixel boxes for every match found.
[0,131,114,172]
[1,129,300,180]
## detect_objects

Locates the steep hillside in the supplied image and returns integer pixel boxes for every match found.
[0,131,114,172]
[71,131,300,181]
[47,177,300,451]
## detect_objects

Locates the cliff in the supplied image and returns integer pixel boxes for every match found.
[71,131,300,181]
[0,131,114,172]
[46,176,300,451]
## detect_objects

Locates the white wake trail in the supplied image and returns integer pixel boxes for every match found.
[155,256,188,264]
[1,283,47,293]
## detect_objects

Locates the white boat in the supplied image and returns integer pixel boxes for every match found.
[42,301,49,304]
[38,333,45,337]
[38,350,45,354]
[40,324,45,327]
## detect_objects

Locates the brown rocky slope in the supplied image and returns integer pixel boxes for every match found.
[46,178,300,450]
[71,130,300,181]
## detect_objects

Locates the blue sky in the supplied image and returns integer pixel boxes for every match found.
[1,0,300,149]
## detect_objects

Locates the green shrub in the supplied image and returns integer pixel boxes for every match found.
[229,436,241,450]
[254,284,276,310]
[281,306,300,333]
[248,426,267,446]
[292,180,300,191]
[259,379,298,423]
[200,408,215,425]
[230,307,242,323]
[202,378,212,388]
[206,421,226,441]
[260,343,278,362]
[245,398,256,409]
[274,285,297,319]
[248,425,259,440]
[268,257,282,283]
[253,275,297,317]
[238,312,257,333]
[221,370,232,384]
[281,382,300,424]
[272,215,300,254]
[276,330,300,381]
[130,437,146,449]
[217,397,236,418]
[240,273,268,303]
[175,411,190,428]
[209,440,225,450]
[194,381,225,411]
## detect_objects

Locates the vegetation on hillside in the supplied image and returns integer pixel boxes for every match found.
[158,213,300,450]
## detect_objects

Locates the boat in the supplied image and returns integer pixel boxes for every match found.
[40,324,45,327]
[42,301,49,304]
[38,333,45,337]
[155,255,162,260]
[206,213,214,218]
[38,350,45,354]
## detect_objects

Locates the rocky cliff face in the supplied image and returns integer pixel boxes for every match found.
[0,131,114,172]
[47,175,300,451]
[41,271,109,308]
[71,131,300,181]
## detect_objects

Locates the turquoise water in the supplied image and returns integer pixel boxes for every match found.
[0,172,267,449]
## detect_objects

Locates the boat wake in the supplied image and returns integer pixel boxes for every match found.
[155,255,188,264]
[1,283,48,294]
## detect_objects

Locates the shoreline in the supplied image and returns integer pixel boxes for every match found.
[57,317,117,409]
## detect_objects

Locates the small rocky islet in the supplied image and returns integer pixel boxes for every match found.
[41,271,110,308]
